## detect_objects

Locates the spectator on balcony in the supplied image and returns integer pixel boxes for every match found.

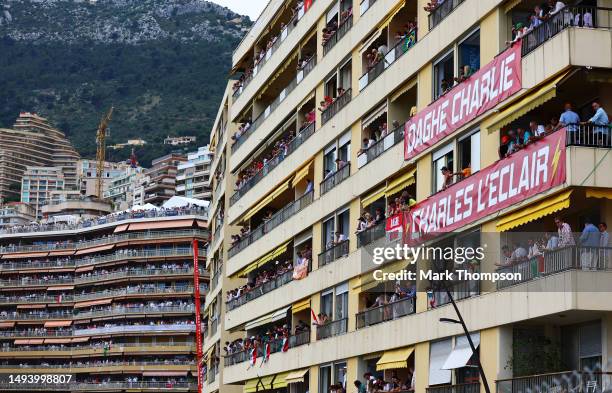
[373,208,385,225]
[498,135,510,159]
[547,0,566,17]
[335,158,347,171]
[305,179,314,194]
[529,121,546,138]
[600,222,610,247]
[582,101,610,140]
[340,7,353,25]
[575,8,593,27]
[527,238,544,259]
[506,22,528,46]
[544,232,559,250]
[579,218,600,247]
[356,216,367,234]
[294,320,310,334]
[355,380,367,393]
[555,216,575,247]
[423,0,441,13]
[511,242,528,263]
[334,231,348,245]
[560,102,580,132]
[440,166,460,190]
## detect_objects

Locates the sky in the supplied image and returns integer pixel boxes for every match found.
[210,0,269,20]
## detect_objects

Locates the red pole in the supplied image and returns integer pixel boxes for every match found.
[192,240,203,393]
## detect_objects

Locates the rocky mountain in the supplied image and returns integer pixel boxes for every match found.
[0,0,249,165]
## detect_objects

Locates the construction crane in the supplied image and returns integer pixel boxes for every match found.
[95,107,113,199]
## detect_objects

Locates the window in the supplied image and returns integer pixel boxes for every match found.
[339,60,352,91]
[334,283,348,319]
[323,131,351,176]
[578,322,602,371]
[429,339,452,385]
[319,361,347,393]
[322,207,350,249]
[322,217,335,249]
[457,29,480,78]
[324,145,337,175]
[321,289,334,318]
[432,143,454,192]
[458,130,480,176]
[433,50,454,99]
[334,361,347,389]
[319,364,332,393]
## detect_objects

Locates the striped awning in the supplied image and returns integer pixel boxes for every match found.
[496,190,572,232]
[292,298,310,314]
[243,177,293,222]
[385,168,416,197]
[376,346,414,371]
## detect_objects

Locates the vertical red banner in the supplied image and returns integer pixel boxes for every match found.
[192,240,203,393]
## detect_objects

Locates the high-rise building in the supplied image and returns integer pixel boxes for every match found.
[144,153,188,206]
[104,166,146,211]
[0,112,80,202]
[177,146,213,201]
[77,159,131,197]
[21,166,65,218]
[206,2,612,393]
[0,205,209,392]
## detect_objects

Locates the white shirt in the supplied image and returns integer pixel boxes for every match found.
[550,1,565,15]
[601,231,610,247]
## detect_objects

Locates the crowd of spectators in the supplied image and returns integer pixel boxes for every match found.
[0,205,206,235]
[322,7,352,47]
[225,260,294,303]
[497,217,610,269]
[230,121,252,147]
[355,369,415,393]
[319,87,348,113]
[499,101,610,160]
[3,356,193,369]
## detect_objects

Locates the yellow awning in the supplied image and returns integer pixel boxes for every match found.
[292,298,311,314]
[272,372,291,389]
[245,376,275,393]
[294,161,313,185]
[243,177,293,222]
[496,190,572,232]
[385,168,416,197]
[245,306,291,331]
[482,71,570,133]
[285,368,309,384]
[586,188,612,199]
[354,260,407,292]
[233,240,292,278]
[376,346,414,371]
[378,1,406,34]
[362,186,387,208]
[391,78,417,102]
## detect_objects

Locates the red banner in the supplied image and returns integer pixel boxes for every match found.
[386,213,404,232]
[405,130,567,240]
[404,44,522,160]
[192,240,203,393]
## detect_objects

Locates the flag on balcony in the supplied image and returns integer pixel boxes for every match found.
[261,342,271,365]
[310,309,318,325]
[56,294,62,303]
[248,343,257,369]
[282,337,289,352]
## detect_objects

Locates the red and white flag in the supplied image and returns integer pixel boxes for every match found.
[261,342,271,365]
[281,337,289,353]
[310,309,318,325]
[248,343,257,369]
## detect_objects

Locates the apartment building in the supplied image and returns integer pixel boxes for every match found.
[104,166,146,211]
[144,153,188,206]
[21,166,66,218]
[207,2,612,393]
[177,146,214,201]
[0,205,209,392]
[77,159,131,197]
[0,112,80,202]
[0,202,35,228]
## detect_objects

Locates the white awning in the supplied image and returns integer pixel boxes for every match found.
[245,305,291,331]
[429,339,452,385]
[162,196,210,209]
[442,333,481,370]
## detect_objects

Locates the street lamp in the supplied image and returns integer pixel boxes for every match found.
[439,288,491,393]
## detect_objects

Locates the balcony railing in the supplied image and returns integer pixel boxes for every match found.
[426,382,480,393]
[428,279,480,309]
[230,120,316,205]
[75,305,196,319]
[0,207,207,236]
[224,331,311,367]
[323,14,353,56]
[496,371,611,393]
[521,6,612,56]
[73,285,198,302]
[229,191,314,258]
[565,123,612,148]
[497,245,612,290]
[322,88,352,125]
[226,269,295,311]
[210,265,222,292]
[428,0,465,30]
[231,55,317,154]
[321,163,351,195]
[357,222,386,247]
[358,124,405,168]
[356,296,416,329]
[0,229,207,254]
[359,29,418,91]
[316,318,348,340]
[318,240,349,267]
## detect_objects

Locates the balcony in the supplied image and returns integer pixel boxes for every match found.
[316,318,348,340]
[356,296,415,329]
[0,382,198,391]
[318,240,349,267]
[496,371,611,393]
[426,382,480,393]
[230,121,316,205]
[428,279,480,309]
[75,305,196,319]
[210,317,218,336]
[207,363,219,383]
[73,285,199,302]
[359,30,417,91]
[232,1,315,100]
[226,269,294,311]
[229,191,314,257]
[357,125,404,168]
[321,163,350,195]
[356,222,386,248]
[497,245,612,290]
[321,88,352,125]
[231,56,317,154]
[323,14,353,56]
[521,6,611,56]
[359,0,378,15]
[428,0,465,30]
[223,331,310,366]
